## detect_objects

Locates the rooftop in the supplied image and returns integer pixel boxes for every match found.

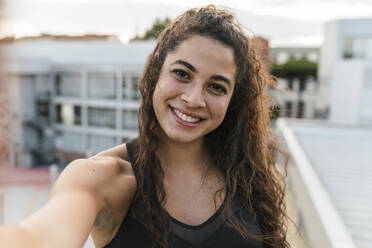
[0,34,118,43]
[278,119,372,248]
[0,34,157,66]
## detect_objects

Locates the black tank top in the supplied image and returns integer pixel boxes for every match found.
[105,139,263,248]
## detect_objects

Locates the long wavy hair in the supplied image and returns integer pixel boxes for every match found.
[133,5,289,248]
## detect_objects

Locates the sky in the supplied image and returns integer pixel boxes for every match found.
[1,0,372,46]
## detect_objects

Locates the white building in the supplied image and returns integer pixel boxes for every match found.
[318,19,372,124]
[0,35,156,166]
[270,47,319,64]
[269,47,320,119]
[269,77,318,119]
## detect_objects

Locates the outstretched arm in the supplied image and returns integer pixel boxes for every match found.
[0,151,136,248]
[0,225,41,248]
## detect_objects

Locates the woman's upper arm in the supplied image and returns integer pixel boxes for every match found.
[19,156,136,248]
[20,188,98,248]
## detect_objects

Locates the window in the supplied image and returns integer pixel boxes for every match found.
[55,72,81,97]
[55,104,81,125]
[297,101,305,118]
[122,76,127,99]
[18,75,36,121]
[88,107,116,128]
[285,101,292,117]
[288,78,294,90]
[35,75,50,98]
[131,76,140,100]
[74,106,81,125]
[56,104,62,123]
[299,79,306,92]
[343,36,370,59]
[122,109,138,130]
[88,134,116,153]
[55,73,61,95]
[88,72,116,99]
[57,131,84,152]
[36,100,49,117]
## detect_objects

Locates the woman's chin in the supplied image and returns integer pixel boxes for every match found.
[163,131,202,144]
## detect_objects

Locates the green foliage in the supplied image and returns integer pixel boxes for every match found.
[141,17,172,40]
[271,58,317,80]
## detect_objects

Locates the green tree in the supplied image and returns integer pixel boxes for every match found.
[271,58,317,81]
[140,17,172,40]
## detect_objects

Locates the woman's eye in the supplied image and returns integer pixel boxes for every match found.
[208,83,227,94]
[172,69,190,80]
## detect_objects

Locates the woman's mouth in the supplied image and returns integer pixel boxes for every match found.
[170,107,204,127]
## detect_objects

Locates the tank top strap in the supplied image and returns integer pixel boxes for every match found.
[126,137,139,176]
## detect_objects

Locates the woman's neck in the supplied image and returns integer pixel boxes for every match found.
[156,134,211,173]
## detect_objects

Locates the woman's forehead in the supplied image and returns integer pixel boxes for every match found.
[165,35,235,65]
[164,35,236,83]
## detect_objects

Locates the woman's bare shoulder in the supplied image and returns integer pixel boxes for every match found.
[76,144,138,246]
[53,143,136,197]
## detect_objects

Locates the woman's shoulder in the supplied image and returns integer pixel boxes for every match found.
[49,144,137,247]
[54,143,137,200]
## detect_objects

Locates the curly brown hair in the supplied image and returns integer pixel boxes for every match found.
[133,5,289,248]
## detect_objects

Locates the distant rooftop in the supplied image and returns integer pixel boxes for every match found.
[0,33,157,66]
[0,33,119,43]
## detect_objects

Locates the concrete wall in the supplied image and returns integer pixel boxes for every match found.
[330,60,365,124]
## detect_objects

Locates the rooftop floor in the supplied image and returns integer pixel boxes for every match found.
[282,119,372,248]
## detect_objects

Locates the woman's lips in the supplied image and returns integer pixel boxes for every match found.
[171,106,204,119]
[170,106,204,128]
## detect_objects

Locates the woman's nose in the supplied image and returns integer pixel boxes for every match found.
[180,84,206,108]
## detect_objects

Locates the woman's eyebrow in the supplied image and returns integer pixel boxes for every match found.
[171,59,232,89]
[171,59,196,72]
[210,75,231,89]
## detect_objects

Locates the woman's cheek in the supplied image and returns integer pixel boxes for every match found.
[159,79,182,97]
[209,97,230,118]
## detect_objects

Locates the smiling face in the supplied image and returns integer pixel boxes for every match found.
[152,35,236,144]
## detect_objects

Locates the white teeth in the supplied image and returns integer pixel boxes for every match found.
[174,109,200,123]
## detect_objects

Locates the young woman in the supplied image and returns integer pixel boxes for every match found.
[0,5,289,248]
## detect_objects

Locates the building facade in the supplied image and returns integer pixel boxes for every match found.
[318,18,372,124]
[0,35,156,166]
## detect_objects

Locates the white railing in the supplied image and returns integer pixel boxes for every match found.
[277,119,356,248]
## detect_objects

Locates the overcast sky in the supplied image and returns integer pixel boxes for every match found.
[1,0,372,46]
